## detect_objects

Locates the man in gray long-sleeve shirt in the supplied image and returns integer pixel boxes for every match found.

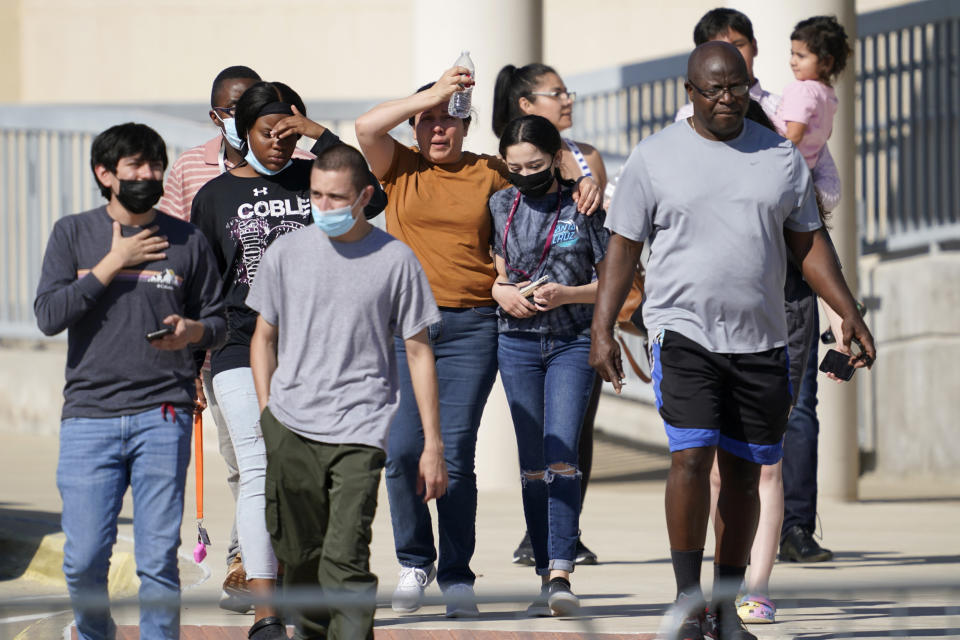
[34,123,225,640]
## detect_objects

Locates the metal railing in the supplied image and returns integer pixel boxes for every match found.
[857,0,960,253]
[0,104,365,340]
[566,53,688,171]
[567,0,960,255]
[0,128,139,340]
[2,579,958,638]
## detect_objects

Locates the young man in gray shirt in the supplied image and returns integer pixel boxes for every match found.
[247,144,446,640]
[34,123,226,640]
[590,43,875,640]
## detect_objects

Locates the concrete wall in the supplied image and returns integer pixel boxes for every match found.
[5,0,910,105]
[13,0,416,104]
[0,0,22,102]
[0,340,65,437]
[859,251,960,476]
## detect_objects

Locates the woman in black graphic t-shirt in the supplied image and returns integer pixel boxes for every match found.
[191,81,319,640]
[192,81,386,639]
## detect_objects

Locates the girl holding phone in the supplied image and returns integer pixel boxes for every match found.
[490,115,609,616]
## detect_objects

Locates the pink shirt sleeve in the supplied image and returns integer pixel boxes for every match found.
[779,80,820,125]
[158,155,187,221]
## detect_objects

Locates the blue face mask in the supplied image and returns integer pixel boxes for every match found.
[245,137,293,176]
[218,116,243,151]
[311,194,362,237]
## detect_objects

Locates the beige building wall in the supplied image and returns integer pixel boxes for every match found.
[15,0,415,104]
[8,0,914,106]
[0,0,23,102]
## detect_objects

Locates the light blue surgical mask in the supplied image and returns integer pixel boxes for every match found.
[245,137,293,176]
[219,116,243,151]
[311,194,362,237]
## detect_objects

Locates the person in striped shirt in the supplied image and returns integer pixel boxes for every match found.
[158,65,267,613]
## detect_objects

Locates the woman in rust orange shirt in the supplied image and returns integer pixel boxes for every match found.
[356,65,600,617]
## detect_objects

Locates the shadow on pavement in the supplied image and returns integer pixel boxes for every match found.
[797,629,960,639]
[0,503,131,581]
[788,551,960,569]
[858,496,960,504]
[591,469,669,483]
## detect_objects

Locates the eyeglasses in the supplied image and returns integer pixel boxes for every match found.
[528,90,577,102]
[687,81,750,101]
[212,106,237,118]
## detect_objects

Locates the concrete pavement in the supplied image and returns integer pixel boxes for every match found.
[1,419,959,639]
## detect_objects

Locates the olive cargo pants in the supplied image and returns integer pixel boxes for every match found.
[261,407,385,640]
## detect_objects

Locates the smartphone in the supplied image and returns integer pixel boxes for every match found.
[819,348,856,381]
[145,327,174,342]
[519,275,549,298]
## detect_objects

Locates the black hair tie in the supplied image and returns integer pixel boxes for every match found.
[255,101,295,119]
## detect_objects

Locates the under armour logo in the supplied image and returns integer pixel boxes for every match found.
[253,187,268,196]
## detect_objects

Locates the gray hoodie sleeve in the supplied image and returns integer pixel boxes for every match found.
[185,231,227,351]
[34,218,107,336]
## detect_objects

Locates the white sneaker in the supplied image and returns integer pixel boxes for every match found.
[444,583,480,618]
[391,564,436,613]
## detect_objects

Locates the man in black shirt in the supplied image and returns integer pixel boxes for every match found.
[35,123,225,640]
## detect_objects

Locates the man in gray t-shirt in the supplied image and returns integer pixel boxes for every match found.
[589,42,875,640]
[246,144,446,640]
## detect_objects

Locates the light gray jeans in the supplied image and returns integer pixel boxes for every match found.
[201,369,241,566]
[212,367,278,580]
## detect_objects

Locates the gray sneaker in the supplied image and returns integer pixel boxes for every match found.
[391,564,436,613]
[547,578,580,617]
[444,583,480,618]
[526,584,551,617]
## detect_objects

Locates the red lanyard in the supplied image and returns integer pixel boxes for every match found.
[502,191,562,280]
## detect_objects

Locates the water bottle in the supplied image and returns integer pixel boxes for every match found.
[448,51,474,118]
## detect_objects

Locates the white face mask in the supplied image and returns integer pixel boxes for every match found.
[244,136,293,176]
[311,193,363,237]
[213,112,243,150]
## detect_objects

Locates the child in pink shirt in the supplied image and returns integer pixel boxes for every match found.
[774,15,852,169]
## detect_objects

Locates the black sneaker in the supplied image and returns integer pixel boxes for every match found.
[778,525,833,562]
[247,616,287,640]
[575,538,598,565]
[512,532,536,566]
[674,613,707,640]
[546,577,580,616]
[704,603,757,640]
[525,583,551,617]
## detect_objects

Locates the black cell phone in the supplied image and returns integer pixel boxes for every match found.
[819,348,856,381]
[145,327,174,342]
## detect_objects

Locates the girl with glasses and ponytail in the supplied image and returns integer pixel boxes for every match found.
[490,115,609,617]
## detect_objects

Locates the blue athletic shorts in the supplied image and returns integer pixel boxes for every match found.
[651,329,792,465]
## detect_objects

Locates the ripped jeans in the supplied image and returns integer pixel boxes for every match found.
[497,331,595,575]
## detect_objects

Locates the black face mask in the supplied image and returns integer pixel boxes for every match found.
[507,165,557,199]
[117,179,164,214]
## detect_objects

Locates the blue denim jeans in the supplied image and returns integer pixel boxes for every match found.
[385,306,498,588]
[213,367,278,580]
[782,312,821,537]
[497,332,595,575]
[57,405,192,640]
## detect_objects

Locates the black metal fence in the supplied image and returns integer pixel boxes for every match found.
[857,0,960,253]
[566,0,960,255]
